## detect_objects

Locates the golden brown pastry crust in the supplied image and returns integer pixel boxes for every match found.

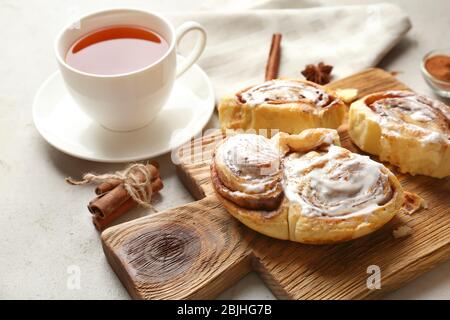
[211,161,284,211]
[211,129,404,244]
[211,133,288,239]
[211,133,284,211]
[218,79,347,135]
[283,144,403,244]
[349,90,450,178]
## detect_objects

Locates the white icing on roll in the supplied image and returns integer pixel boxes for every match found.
[321,131,338,145]
[216,134,280,193]
[370,91,450,144]
[283,146,392,219]
[238,79,333,108]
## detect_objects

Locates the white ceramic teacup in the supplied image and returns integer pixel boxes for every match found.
[55,8,207,131]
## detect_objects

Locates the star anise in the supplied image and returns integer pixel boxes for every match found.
[301,62,333,85]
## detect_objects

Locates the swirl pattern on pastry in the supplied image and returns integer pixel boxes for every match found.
[218,79,347,135]
[211,129,404,244]
[237,79,337,109]
[283,146,393,219]
[349,90,450,178]
[211,134,283,211]
[368,91,449,143]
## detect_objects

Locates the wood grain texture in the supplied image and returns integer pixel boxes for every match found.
[102,196,254,299]
[102,68,450,300]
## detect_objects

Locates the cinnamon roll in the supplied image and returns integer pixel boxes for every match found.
[349,91,450,178]
[283,142,403,244]
[218,79,347,135]
[211,129,404,244]
[211,133,287,240]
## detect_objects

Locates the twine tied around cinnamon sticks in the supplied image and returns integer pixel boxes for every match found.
[67,163,156,208]
[66,162,163,231]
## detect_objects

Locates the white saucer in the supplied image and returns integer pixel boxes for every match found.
[32,63,215,163]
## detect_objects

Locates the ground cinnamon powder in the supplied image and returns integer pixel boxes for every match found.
[425,55,450,82]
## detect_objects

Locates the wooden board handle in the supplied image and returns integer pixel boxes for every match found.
[101,196,254,299]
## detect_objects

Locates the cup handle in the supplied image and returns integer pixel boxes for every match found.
[175,21,207,78]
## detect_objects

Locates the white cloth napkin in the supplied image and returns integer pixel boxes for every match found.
[168,3,411,98]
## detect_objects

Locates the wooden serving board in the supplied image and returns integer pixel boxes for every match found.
[101,68,450,300]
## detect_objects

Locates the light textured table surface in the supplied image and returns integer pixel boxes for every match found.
[0,0,448,299]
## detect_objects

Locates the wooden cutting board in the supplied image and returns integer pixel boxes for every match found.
[101,68,450,300]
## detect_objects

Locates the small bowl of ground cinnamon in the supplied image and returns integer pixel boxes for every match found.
[421,48,450,98]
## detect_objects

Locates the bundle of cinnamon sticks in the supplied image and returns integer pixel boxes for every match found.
[88,163,163,230]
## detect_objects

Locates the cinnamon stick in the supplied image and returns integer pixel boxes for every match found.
[95,179,121,195]
[265,33,282,81]
[93,178,163,231]
[88,164,160,218]
[95,162,159,195]
[149,160,160,169]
